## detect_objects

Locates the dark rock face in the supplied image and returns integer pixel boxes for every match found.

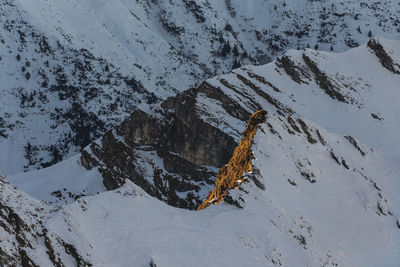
[302,54,348,103]
[276,55,311,84]
[81,85,243,209]
[367,39,400,74]
[160,88,239,168]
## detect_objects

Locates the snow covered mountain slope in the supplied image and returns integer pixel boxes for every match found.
[28,37,396,208]
[1,108,399,266]
[1,0,400,174]
[1,1,400,265]
[7,154,105,205]
[195,37,400,156]
[198,110,400,266]
[2,38,400,265]
[8,37,400,211]
[0,174,87,266]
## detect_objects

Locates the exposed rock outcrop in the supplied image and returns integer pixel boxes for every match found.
[80,84,246,209]
[302,54,348,103]
[367,38,400,74]
[197,110,266,210]
[0,174,42,266]
[275,55,311,84]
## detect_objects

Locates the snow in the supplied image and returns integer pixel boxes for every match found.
[35,115,400,266]
[45,183,272,266]
[196,92,246,140]
[6,92,399,266]
[196,38,400,157]
[248,115,400,266]
[7,154,105,205]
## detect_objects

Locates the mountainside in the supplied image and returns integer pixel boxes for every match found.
[1,107,399,266]
[1,2,400,265]
[9,37,399,211]
[2,38,399,267]
[1,0,400,174]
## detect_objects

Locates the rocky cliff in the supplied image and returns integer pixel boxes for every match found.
[80,84,244,209]
[198,110,266,210]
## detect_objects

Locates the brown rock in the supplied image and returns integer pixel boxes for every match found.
[197,110,267,210]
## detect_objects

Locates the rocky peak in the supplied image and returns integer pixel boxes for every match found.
[197,110,266,210]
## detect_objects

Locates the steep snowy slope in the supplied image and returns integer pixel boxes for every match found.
[1,0,400,174]
[0,174,90,266]
[2,109,399,266]
[8,154,105,205]
[196,37,400,155]
[11,37,397,210]
[199,111,400,266]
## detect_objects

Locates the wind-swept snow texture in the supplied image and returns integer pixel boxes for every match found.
[1,0,400,174]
